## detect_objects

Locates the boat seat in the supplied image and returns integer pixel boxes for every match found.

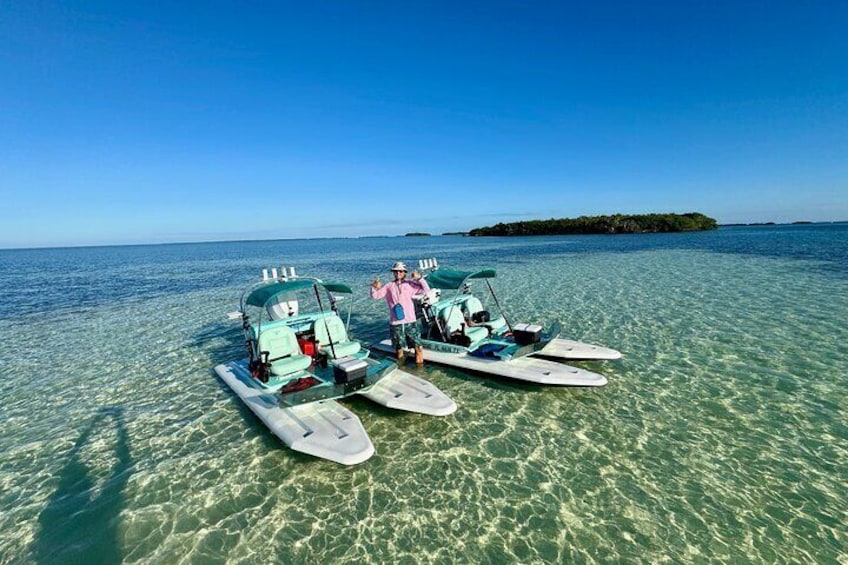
[462,295,485,317]
[313,315,362,359]
[257,324,312,376]
[441,305,488,345]
[462,295,507,333]
[483,316,508,334]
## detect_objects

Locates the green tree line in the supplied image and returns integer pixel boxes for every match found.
[468,213,718,236]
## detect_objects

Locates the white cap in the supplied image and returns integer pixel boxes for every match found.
[390,261,408,272]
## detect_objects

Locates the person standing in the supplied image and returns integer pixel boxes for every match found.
[371,261,430,365]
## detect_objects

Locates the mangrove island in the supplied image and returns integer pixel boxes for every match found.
[469,212,718,236]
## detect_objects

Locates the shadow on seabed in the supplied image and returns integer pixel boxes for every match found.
[33,406,133,564]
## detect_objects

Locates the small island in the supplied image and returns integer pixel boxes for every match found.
[404,232,431,237]
[441,231,469,236]
[469,212,718,236]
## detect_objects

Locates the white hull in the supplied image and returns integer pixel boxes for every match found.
[535,338,622,361]
[214,361,374,465]
[359,369,457,416]
[375,340,607,387]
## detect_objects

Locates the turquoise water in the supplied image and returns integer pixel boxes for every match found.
[1,225,846,563]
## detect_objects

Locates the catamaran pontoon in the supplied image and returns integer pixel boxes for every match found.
[214,266,456,465]
[373,258,619,386]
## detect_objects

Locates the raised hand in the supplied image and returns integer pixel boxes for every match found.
[411,270,421,280]
[372,278,382,290]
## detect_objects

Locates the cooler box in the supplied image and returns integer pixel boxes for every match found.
[513,323,542,346]
[332,356,368,384]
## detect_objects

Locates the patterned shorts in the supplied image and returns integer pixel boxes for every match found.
[390,321,422,350]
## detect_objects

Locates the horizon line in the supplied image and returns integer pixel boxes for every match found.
[2,220,846,252]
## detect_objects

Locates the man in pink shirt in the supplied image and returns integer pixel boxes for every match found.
[371,261,430,365]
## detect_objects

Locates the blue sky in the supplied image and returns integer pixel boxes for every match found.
[1,1,846,247]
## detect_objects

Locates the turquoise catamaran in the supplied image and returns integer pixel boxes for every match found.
[374,258,619,386]
[215,267,456,465]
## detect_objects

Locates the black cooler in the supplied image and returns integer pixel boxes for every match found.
[513,323,543,346]
[333,356,368,384]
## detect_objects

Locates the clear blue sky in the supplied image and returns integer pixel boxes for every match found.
[2,1,846,247]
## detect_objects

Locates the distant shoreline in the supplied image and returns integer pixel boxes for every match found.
[721,220,816,227]
[2,220,845,251]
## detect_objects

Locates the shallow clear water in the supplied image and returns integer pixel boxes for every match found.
[1,225,846,563]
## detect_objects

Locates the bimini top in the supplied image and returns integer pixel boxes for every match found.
[245,279,353,308]
[425,268,496,290]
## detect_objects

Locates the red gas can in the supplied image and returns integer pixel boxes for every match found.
[298,338,316,357]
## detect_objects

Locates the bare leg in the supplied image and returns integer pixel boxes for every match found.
[415,346,424,366]
[397,348,405,364]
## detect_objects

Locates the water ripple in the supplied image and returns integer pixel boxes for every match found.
[1,229,847,563]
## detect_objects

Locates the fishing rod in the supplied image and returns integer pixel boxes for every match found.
[485,279,513,334]
[313,282,338,360]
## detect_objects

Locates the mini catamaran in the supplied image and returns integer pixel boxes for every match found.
[373,258,620,386]
[214,266,456,465]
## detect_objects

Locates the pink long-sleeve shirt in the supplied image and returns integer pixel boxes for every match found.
[370,277,431,325]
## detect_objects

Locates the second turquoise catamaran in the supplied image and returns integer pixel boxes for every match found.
[374,258,620,386]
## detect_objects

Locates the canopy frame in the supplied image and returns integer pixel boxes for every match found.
[424,267,514,340]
